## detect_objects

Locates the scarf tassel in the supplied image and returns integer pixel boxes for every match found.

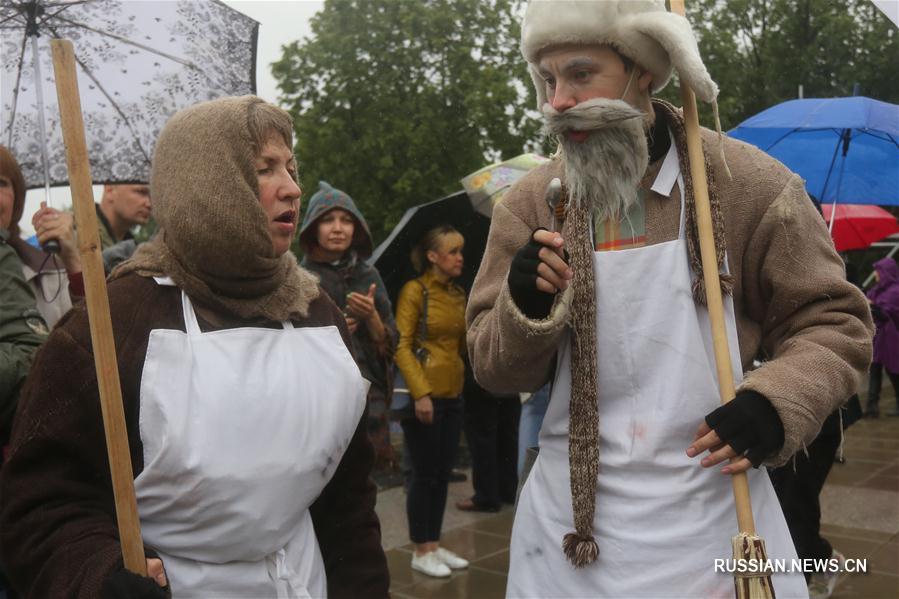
[563,531,600,567]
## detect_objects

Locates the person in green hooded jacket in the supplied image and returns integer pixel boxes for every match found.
[299,182,398,473]
[0,154,47,448]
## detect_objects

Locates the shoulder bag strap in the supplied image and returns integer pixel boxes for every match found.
[415,279,428,348]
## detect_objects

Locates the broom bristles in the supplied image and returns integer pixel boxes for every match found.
[731,533,776,599]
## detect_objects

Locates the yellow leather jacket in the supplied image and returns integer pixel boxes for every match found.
[395,270,466,400]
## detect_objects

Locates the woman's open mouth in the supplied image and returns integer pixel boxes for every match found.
[273,209,296,231]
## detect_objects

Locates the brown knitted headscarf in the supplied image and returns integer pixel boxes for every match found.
[111,96,319,320]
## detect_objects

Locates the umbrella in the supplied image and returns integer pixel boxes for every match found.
[461,152,549,217]
[728,97,899,206]
[1,0,258,193]
[821,203,899,252]
[369,191,490,306]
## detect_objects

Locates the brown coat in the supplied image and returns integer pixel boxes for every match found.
[0,273,389,598]
[466,115,873,467]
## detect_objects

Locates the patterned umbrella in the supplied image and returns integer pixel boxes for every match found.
[0,0,258,191]
[461,152,549,217]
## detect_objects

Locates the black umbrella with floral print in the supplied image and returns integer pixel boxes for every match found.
[0,0,258,191]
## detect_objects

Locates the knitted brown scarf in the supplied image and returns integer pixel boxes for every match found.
[560,193,601,567]
[555,98,730,568]
[111,96,319,321]
[659,99,734,301]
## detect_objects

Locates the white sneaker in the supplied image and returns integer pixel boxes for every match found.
[435,547,469,570]
[807,549,846,599]
[411,551,452,578]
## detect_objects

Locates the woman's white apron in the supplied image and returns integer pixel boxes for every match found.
[134,283,367,598]
[508,144,808,598]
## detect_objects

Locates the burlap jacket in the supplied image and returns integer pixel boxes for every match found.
[466,119,873,466]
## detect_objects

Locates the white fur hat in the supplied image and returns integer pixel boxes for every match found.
[521,0,718,107]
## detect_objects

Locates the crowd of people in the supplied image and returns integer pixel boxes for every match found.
[0,0,886,598]
[0,97,520,596]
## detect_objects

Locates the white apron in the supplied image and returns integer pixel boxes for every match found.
[134,281,368,598]
[508,145,808,598]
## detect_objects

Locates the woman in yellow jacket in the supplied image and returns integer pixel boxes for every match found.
[395,224,469,578]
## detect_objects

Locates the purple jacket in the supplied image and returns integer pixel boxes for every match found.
[867,258,899,372]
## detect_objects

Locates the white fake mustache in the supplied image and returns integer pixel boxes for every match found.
[542,97,646,137]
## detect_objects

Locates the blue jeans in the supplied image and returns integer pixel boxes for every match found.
[517,384,550,475]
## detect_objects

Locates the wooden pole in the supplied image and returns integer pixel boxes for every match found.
[50,39,147,576]
[668,7,776,598]
[668,0,757,539]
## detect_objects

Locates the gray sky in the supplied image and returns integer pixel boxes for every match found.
[21,0,324,237]
[873,0,899,26]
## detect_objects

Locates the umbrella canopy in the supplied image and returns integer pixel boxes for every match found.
[729,97,899,206]
[369,191,490,306]
[1,0,258,189]
[461,152,549,217]
[821,203,899,252]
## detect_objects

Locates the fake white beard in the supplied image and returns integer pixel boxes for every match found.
[543,98,650,222]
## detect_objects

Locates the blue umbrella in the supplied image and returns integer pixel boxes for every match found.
[729,97,899,206]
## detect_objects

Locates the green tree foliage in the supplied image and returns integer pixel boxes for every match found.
[272,0,540,245]
[657,0,899,129]
[274,0,897,248]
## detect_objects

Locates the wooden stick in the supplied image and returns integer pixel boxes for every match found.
[668,0,756,537]
[50,39,147,576]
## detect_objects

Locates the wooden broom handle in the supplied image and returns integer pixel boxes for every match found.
[668,1,757,536]
[50,39,147,575]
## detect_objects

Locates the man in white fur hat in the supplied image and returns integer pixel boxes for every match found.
[466,1,872,596]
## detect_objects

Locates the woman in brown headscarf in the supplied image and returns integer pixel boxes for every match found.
[0,97,388,599]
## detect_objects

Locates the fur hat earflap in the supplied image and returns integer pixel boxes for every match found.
[521,0,717,107]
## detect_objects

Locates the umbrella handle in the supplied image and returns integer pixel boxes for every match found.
[669,1,757,538]
[50,39,147,576]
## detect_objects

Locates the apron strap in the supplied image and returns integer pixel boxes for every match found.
[265,548,311,599]
[676,173,687,240]
[180,291,203,336]
[181,290,295,333]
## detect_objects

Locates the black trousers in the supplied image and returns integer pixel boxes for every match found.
[464,395,520,507]
[866,362,899,410]
[401,398,463,544]
[769,410,842,581]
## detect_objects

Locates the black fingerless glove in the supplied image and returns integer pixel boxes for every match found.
[508,228,562,320]
[704,391,785,468]
[870,303,886,323]
[102,567,171,599]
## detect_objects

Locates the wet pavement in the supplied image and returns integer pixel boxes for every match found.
[825,414,899,598]
[377,403,899,598]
